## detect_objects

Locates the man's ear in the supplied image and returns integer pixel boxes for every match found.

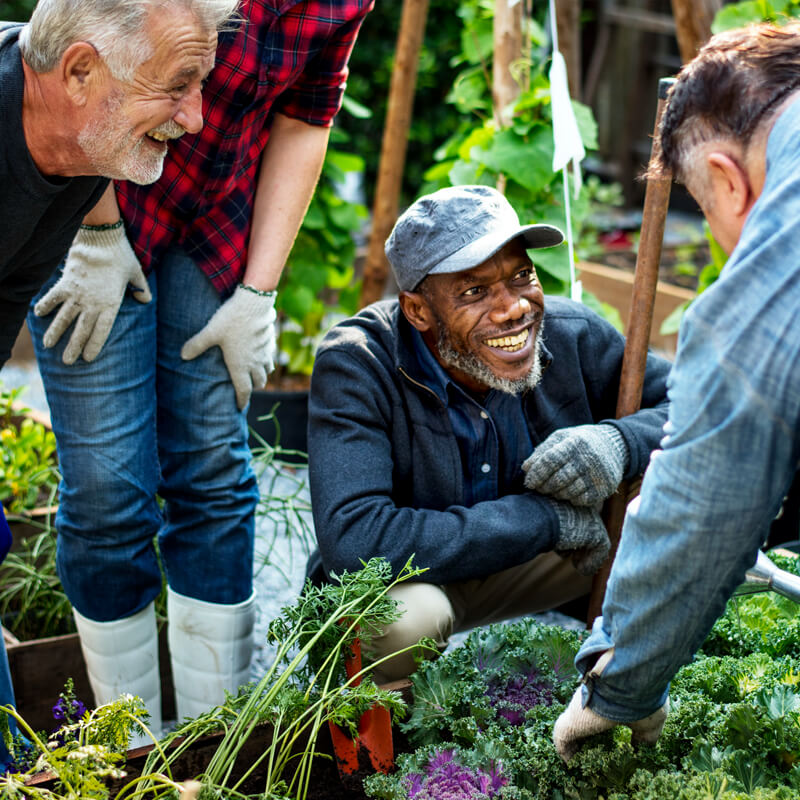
[398,290,434,333]
[707,151,753,219]
[60,42,103,106]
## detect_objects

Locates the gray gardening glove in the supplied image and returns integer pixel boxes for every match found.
[522,424,629,507]
[553,651,669,762]
[181,284,277,410]
[549,499,610,576]
[34,223,151,364]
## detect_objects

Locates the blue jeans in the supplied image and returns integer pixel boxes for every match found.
[28,247,258,621]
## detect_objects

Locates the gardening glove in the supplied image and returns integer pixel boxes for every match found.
[522,423,629,507]
[181,284,277,410]
[33,223,151,364]
[548,499,610,576]
[553,651,669,762]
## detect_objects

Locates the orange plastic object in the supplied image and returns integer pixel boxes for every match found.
[328,636,394,777]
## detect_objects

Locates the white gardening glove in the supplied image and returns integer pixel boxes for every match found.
[548,499,611,576]
[553,651,669,762]
[181,284,277,410]
[522,424,629,507]
[34,223,151,364]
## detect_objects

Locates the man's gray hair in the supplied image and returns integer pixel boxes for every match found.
[19,0,239,80]
[656,22,800,185]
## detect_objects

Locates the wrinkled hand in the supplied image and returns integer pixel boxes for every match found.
[522,424,629,506]
[181,285,277,410]
[34,224,151,364]
[553,685,669,762]
[548,500,610,576]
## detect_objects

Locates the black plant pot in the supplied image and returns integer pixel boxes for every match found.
[247,388,309,464]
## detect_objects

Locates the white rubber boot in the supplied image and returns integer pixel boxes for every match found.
[72,602,162,749]
[167,588,256,722]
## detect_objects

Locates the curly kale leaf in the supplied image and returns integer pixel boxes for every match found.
[403,619,583,747]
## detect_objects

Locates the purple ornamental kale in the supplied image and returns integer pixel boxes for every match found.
[485,666,554,726]
[404,748,506,799]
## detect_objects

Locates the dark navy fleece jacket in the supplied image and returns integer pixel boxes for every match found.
[306,296,671,585]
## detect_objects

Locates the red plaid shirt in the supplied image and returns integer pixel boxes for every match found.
[116,0,372,297]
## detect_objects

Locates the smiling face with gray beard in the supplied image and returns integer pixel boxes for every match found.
[77,89,186,185]
[434,314,545,395]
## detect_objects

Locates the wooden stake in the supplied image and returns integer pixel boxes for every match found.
[670,0,720,63]
[358,0,430,309]
[555,0,582,97]
[587,79,674,626]
[493,0,523,128]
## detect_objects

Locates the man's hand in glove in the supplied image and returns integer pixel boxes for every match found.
[34,223,151,364]
[181,284,277,410]
[553,651,669,761]
[522,423,629,506]
[547,500,610,575]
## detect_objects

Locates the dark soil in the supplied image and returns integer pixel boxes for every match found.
[305,723,412,800]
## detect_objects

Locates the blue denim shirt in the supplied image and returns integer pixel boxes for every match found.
[412,327,534,506]
[577,96,800,721]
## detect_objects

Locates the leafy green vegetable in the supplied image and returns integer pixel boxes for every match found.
[374,552,800,800]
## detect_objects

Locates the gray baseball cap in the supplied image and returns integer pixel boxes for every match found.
[385,185,564,292]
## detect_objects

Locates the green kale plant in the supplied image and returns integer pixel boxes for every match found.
[369,562,800,800]
[702,553,800,659]
[401,618,583,750]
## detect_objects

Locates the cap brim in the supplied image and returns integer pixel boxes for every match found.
[428,223,564,278]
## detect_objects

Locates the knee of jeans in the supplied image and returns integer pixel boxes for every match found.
[59,468,157,532]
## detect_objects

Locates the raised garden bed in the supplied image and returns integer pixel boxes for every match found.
[578,260,695,355]
[10,553,800,799]
[6,626,176,734]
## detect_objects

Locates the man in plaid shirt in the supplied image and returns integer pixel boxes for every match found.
[28,0,373,735]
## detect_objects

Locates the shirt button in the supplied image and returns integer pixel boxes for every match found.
[480,411,489,419]
[481,463,491,473]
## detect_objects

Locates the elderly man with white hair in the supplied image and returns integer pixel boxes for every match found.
[0,0,236,752]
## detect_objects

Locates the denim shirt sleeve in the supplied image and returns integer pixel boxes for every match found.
[576,97,800,721]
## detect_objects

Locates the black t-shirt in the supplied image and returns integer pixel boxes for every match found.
[0,23,108,366]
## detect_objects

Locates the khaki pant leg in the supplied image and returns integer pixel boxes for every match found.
[368,582,454,683]
[445,551,592,633]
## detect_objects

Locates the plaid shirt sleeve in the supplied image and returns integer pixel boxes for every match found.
[273,1,374,126]
[118,0,374,292]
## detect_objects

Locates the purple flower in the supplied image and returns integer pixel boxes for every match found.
[403,749,507,799]
[485,666,554,726]
[52,696,86,723]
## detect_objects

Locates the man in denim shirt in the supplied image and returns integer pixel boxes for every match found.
[555,23,800,759]
[306,185,671,680]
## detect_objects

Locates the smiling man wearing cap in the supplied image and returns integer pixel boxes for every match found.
[305,185,671,680]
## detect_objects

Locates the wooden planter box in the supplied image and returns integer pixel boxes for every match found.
[578,260,695,356]
[25,678,413,800]
[6,626,176,734]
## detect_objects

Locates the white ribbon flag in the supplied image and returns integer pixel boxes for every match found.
[548,0,585,302]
